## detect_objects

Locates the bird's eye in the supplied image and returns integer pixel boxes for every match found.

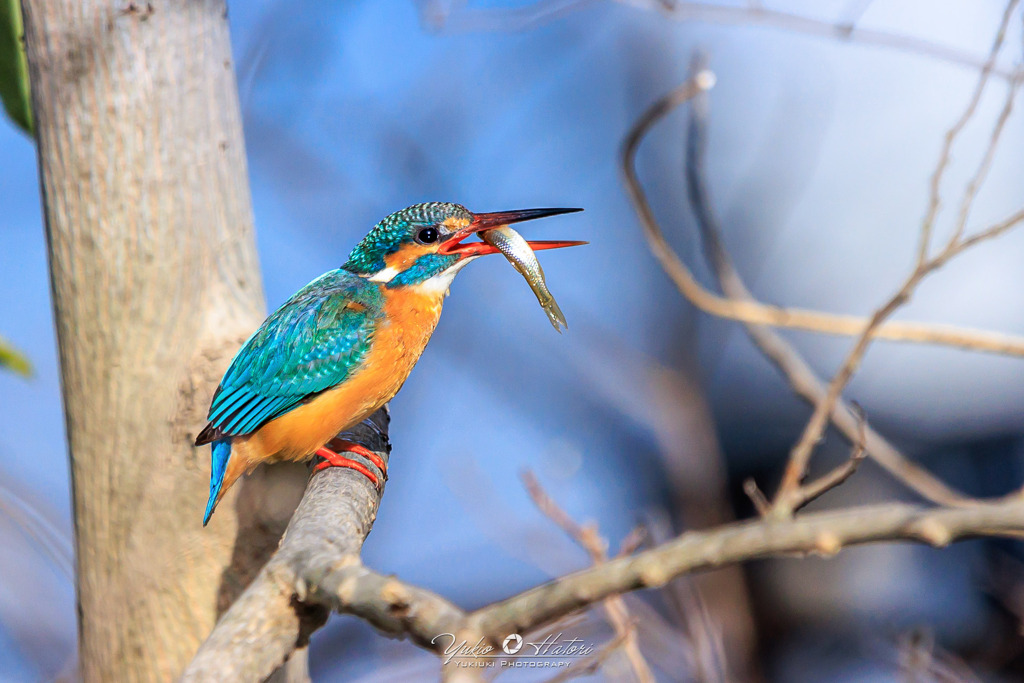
[416,227,439,244]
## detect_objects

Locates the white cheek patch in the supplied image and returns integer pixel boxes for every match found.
[368,266,400,283]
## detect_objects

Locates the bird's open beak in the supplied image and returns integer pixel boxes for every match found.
[438,207,586,256]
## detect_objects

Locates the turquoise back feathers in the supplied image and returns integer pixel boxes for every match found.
[195,270,384,444]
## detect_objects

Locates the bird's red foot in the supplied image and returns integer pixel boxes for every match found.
[313,439,387,489]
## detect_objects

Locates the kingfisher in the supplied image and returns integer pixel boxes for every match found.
[196,202,583,525]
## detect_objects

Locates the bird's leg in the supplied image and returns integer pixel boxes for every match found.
[313,438,387,489]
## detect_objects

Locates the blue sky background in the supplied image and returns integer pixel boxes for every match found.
[2,1,1023,680]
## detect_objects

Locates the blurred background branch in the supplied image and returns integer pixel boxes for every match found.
[622,67,1024,359]
[681,70,979,507]
[420,0,1019,80]
[621,36,1024,517]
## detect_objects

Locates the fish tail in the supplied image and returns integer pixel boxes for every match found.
[544,296,568,332]
[203,439,233,526]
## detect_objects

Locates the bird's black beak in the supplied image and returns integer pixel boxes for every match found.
[438,207,585,256]
[468,207,583,230]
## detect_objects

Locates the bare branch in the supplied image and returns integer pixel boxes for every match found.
[523,471,654,683]
[948,79,1022,247]
[898,628,983,683]
[188,475,1024,681]
[679,63,974,506]
[649,1,1017,81]
[742,479,770,517]
[622,43,1022,516]
[617,526,648,558]
[838,0,875,29]
[775,273,925,510]
[620,75,1024,359]
[742,432,866,519]
[626,56,988,507]
[466,501,1024,641]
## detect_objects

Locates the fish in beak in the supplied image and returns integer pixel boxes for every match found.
[438,207,586,256]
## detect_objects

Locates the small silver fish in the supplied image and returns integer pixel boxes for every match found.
[481,226,568,332]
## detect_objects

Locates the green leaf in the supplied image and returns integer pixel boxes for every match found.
[0,0,31,135]
[0,334,31,377]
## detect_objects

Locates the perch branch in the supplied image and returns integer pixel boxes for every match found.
[181,408,414,682]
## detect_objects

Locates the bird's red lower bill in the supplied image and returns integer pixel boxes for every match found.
[442,239,587,257]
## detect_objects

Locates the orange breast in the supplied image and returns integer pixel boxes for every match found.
[230,287,444,471]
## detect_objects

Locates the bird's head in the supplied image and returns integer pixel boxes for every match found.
[342,202,582,292]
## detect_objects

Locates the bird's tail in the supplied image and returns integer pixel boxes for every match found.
[203,439,232,526]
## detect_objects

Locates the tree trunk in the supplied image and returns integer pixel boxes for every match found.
[19,1,302,680]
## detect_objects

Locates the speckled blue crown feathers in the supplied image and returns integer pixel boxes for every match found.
[343,202,472,274]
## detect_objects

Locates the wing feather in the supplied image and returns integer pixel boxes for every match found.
[196,270,383,444]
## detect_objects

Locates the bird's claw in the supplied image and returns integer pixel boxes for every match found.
[313,439,387,490]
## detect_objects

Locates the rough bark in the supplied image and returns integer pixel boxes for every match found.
[19,1,302,680]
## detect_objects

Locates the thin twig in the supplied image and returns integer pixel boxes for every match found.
[838,0,875,30]
[640,511,728,682]
[543,631,631,683]
[522,471,655,683]
[917,0,1019,264]
[897,628,983,683]
[743,479,770,517]
[948,79,1022,247]
[617,526,648,557]
[790,407,868,513]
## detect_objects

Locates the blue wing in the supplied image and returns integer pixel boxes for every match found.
[196,270,383,443]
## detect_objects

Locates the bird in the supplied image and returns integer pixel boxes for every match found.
[195,202,583,525]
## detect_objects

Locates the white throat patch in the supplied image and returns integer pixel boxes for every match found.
[413,256,478,297]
